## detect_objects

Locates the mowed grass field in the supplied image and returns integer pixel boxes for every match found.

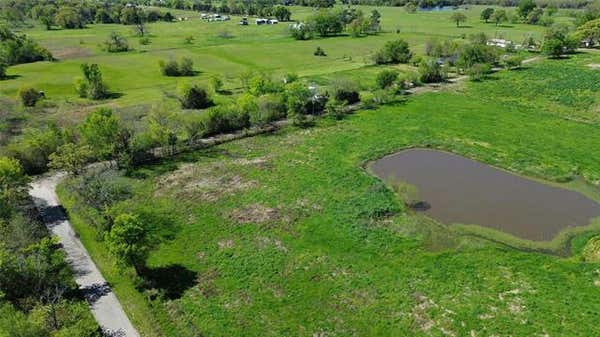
[57,50,600,337]
[0,5,567,142]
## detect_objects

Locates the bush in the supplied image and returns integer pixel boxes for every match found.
[103,32,129,52]
[503,54,524,69]
[252,94,287,125]
[325,99,347,120]
[139,37,151,45]
[179,57,194,76]
[331,79,360,104]
[419,59,446,83]
[201,106,250,136]
[375,70,399,89]
[179,84,213,109]
[467,63,492,81]
[373,39,412,64]
[18,87,43,107]
[314,46,327,56]
[159,58,195,76]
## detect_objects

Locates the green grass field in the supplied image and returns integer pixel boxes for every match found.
[0,5,564,146]
[56,49,600,337]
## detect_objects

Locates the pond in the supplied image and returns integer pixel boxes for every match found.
[369,149,600,241]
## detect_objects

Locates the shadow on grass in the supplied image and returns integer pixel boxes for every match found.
[0,74,21,80]
[139,264,197,300]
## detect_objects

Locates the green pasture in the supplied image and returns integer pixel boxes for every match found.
[58,51,600,337]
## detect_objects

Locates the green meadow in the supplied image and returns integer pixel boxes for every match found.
[57,49,600,336]
[0,5,560,144]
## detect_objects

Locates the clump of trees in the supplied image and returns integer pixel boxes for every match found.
[290,8,381,40]
[75,63,109,100]
[450,12,467,27]
[0,26,52,73]
[0,156,100,336]
[373,39,412,64]
[159,58,195,76]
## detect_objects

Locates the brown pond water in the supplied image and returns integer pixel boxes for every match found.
[370,149,600,241]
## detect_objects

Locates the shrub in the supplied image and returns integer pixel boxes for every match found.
[159,59,179,76]
[456,43,498,70]
[252,94,287,125]
[375,70,399,89]
[331,79,360,104]
[179,84,213,109]
[179,57,194,76]
[373,39,412,64]
[247,73,282,96]
[314,46,327,56]
[159,58,195,76]
[419,59,446,83]
[103,32,129,52]
[325,99,347,120]
[201,106,250,136]
[503,54,524,69]
[467,63,492,81]
[18,87,43,107]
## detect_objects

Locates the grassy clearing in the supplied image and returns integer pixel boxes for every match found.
[58,51,600,337]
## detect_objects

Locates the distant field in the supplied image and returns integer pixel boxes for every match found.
[58,51,600,337]
[0,5,567,145]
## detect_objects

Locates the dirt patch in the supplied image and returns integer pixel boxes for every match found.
[155,162,257,201]
[587,63,600,69]
[229,203,281,224]
[232,156,272,169]
[50,46,94,60]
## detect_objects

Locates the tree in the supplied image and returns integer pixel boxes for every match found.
[210,75,224,92]
[54,7,84,29]
[375,69,399,89]
[405,3,417,13]
[374,39,412,64]
[79,108,120,158]
[273,6,291,21]
[518,0,537,18]
[481,8,494,23]
[285,82,312,126]
[457,44,497,70]
[48,143,93,175]
[105,213,152,275]
[541,25,578,58]
[492,9,507,26]
[0,156,29,219]
[75,63,109,100]
[289,22,314,40]
[369,9,381,33]
[450,12,467,27]
[308,9,344,37]
[575,18,600,47]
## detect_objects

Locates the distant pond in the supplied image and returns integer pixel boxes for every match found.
[369,149,600,241]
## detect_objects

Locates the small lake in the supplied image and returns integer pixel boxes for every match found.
[370,149,600,241]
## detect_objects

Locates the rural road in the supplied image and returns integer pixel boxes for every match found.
[30,173,140,337]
